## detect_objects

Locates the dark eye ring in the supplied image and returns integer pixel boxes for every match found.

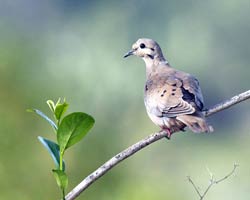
[140,43,146,49]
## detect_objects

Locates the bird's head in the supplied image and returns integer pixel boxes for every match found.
[124,38,165,62]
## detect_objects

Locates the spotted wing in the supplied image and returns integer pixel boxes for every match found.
[145,75,196,118]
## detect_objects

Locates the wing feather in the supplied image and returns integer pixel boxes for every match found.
[145,72,204,118]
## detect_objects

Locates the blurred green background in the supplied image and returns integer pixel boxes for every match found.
[0,0,250,199]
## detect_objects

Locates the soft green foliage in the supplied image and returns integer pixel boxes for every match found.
[27,109,57,130]
[30,99,94,199]
[57,112,95,153]
[47,100,56,113]
[38,136,65,170]
[47,99,69,123]
[55,102,69,121]
[52,169,68,198]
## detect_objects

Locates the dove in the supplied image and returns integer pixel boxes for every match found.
[124,38,213,138]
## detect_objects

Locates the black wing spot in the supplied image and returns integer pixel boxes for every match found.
[172,88,176,91]
[171,93,175,96]
[172,83,177,87]
[161,94,164,97]
[181,88,195,103]
[163,90,167,93]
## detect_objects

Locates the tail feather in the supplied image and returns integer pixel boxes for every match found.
[176,114,213,133]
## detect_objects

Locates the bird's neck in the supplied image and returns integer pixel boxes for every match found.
[143,55,170,77]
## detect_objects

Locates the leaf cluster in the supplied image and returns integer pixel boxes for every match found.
[29,99,95,199]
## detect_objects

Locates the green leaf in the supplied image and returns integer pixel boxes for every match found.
[55,98,62,107]
[38,136,65,170]
[55,102,69,121]
[46,100,56,113]
[52,169,68,190]
[57,112,95,152]
[28,109,57,130]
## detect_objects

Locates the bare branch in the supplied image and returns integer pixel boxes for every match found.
[204,90,250,117]
[188,164,239,200]
[65,131,167,199]
[65,90,250,200]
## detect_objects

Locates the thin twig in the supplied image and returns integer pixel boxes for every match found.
[187,164,239,200]
[65,90,250,200]
[215,164,239,184]
[187,176,202,198]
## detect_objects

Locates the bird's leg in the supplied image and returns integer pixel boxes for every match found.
[161,128,172,140]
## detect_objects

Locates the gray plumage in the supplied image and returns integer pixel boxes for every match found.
[124,38,213,137]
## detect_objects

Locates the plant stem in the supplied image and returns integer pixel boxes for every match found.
[57,119,60,130]
[59,151,64,171]
[62,189,66,200]
[60,151,66,200]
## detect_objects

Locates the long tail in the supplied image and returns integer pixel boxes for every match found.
[176,114,213,133]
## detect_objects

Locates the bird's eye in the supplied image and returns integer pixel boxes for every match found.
[140,43,146,49]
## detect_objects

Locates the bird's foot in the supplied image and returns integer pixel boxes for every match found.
[161,128,172,140]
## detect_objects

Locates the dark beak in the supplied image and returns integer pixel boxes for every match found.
[123,49,135,58]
